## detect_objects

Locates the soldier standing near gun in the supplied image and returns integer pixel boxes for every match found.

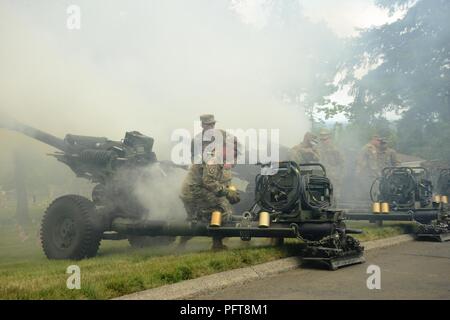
[289,132,320,164]
[356,135,381,201]
[356,135,399,201]
[317,128,344,199]
[191,114,217,164]
[179,115,240,250]
[377,137,399,169]
[357,135,381,180]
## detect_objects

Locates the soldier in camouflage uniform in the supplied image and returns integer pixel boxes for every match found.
[289,132,320,164]
[377,138,399,169]
[356,135,381,180]
[180,125,240,250]
[317,129,344,199]
[180,161,238,223]
[356,135,382,201]
[191,114,220,164]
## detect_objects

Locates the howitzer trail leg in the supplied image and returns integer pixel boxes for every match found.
[415,222,450,242]
[300,234,365,270]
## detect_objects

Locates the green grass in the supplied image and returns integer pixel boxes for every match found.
[0,205,413,300]
[0,227,291,299]
[350,221,415,242]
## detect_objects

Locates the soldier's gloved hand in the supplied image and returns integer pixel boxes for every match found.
[226,186,240,204]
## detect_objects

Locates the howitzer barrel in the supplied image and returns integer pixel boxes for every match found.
[111,218,211,236]
[111,218,341,240]
[411,210,440,224]
[0,116,67,152]
[111,218,299,238]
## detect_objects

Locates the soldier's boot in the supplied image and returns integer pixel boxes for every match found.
[211,237,228,251]
[270,237,284,247]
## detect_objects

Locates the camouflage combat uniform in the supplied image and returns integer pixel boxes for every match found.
[289,133,320,164]
[356,143,380,179]
[355,142,382,201]
[191,129,223,163]
[318,142,344,193]
[180,162,234,223]
[289,144,319,164]
[377,147,399,169]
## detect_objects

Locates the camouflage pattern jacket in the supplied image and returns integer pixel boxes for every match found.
[180,161,233,221]
[378,148,399,169]
[357,143,380,178]
[288,143,320,164]
[318,143,344,182]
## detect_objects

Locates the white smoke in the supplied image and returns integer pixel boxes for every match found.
[0,1,341,214]
[133,164,188,220]
[0,0,333,155]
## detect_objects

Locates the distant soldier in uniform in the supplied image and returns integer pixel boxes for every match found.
[191,114,219,164]
[377,138,399,169]
[289,132,320,164]
[180,133,240,251]
[356,135,381,180]
[356,135,383,201]
[317,129,344,196]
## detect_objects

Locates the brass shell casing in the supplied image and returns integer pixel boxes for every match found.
[441,195,448,204]
[258,211,270,228]
[372,202,381,214]
[210,211,222,227]
[381,202,390,214]
[433,195,441,203]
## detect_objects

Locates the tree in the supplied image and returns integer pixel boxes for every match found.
[337,0,450,160]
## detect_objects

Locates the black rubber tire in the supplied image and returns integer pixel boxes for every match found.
[128,236,176,248]
[41,195,102,260]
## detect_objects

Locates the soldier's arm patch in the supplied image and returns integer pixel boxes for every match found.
[207,165,218,175]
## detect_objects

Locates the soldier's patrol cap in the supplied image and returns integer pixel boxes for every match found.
[200,114,216,125]
[319,128,331,137]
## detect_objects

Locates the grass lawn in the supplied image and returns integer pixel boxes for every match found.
[0,205,414,300]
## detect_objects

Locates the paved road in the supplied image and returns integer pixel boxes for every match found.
[196,241,450,300]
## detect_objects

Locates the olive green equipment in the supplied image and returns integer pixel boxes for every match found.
[369,167,450,242]
[0,117,366,266]
[113,161,365,270]
[0,116,177,259]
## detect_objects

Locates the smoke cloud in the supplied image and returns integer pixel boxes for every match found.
[0,1,342,219]
[133,164,187,220]
[0,1,342,154]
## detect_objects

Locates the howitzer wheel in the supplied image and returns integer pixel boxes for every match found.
[41,195,102,260]
[128,235,176,248]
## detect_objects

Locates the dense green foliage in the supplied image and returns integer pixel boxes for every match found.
[335,0,450,160]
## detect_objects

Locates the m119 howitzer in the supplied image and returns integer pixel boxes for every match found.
[1,118,364,268]
[249,162,365,269]
[1,116,157,183]
[1,116,177,259]
[370,167,450,242]
[114,162,365,270]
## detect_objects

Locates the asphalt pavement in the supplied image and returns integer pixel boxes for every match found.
[195,240,450,300]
